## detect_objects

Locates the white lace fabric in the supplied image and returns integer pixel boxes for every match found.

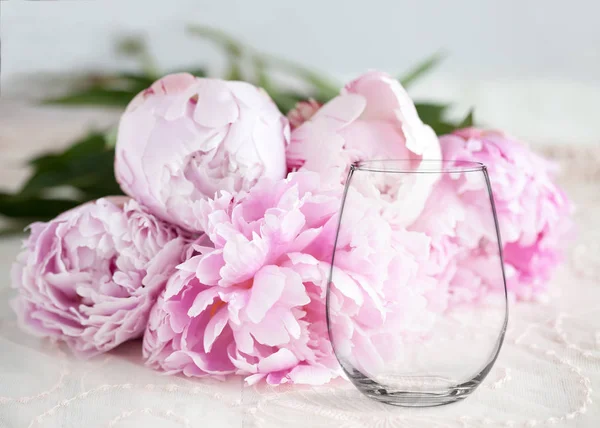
[1,105,599,427]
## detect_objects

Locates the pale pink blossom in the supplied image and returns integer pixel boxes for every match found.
[143,171,443,384]
[115,73,290,232]
[11,198,192,357]
[413,129,574,302]
[286,71,441,226]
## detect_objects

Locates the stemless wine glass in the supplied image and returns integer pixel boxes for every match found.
[327,160,508,407]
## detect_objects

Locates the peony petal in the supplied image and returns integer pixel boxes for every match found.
[195,250,225,285]
[245,266,286,323]
[221,234,268,286]
[248,313,291,346]
[311,93,366,129]
[288,365,335,385]
[188,289,220,317]
[244,373,266,385]
[203,307,229,353]
[257,348,299,373]
[330,266,364,305]
[193,79,239,127]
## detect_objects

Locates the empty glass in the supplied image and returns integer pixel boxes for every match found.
[326,160,508,407]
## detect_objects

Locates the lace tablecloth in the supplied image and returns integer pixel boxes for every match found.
[1,103,599,427]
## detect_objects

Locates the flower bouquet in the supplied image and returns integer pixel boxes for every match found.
[8,28,573,386]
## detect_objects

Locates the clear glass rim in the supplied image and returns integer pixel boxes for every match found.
[352,159,486,174]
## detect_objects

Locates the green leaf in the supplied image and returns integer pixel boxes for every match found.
[42,70,159,108]
[415,103,449,124]
[0,193,80,220]
[118,72,157,89]
[115,35,148,58]
[114,35,159,78]
[187,25,246,81]
[259,54,339,101]
[400,51,445,88]
[104,125,119,149]
[414,103,456,135]
[414,103,475,135]
[269,91,306,115]
[252,56,303,113]
[0,223,29,238]
[253,57,272,91]
[29,132,105,170]
[43,88,136,107]
[22,132,123,198]
[32,132,106,164]
[187,24,244,58]
[0,133,121,222]
[24,152,121,198]
[457,109,474,128]
[187,23,339,101]
[225,61,244,81]
[428,121,460,136]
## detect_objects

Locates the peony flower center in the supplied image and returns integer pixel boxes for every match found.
[237,278,254,290]
[183,148,240,197]
[210,299,226,317]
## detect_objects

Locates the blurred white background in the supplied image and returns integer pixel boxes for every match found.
[1,0,600,145]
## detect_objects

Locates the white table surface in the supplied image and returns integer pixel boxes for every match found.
[1,102,600,428]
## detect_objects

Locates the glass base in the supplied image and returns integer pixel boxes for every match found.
[348,372,482,407]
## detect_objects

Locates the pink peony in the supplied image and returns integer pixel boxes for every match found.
[287,99,321,130]
[11,198,192,357]
[115,73,290,232]
[414,129,573,302]
[410,178,504,305]
[143,171,443,384]
[286,71,441,226]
